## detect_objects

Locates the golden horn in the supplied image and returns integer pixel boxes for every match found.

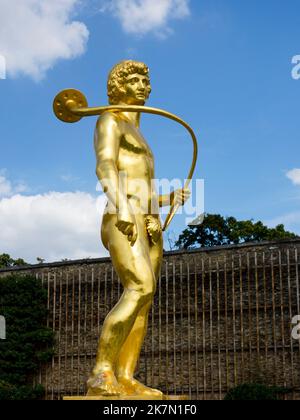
[53,89,198,231]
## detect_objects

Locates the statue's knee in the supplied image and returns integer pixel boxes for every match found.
[137,284,155,305]
[122,267,156,307]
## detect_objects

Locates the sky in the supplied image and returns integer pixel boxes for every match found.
[0,0,300,263]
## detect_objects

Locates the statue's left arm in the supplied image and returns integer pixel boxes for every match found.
[159,189,191,208]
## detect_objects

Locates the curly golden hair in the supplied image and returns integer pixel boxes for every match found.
[107,60,151,105]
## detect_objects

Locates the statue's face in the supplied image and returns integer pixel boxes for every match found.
[122,73,151,105]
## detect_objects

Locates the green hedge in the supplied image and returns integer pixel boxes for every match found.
[0,275,54,400]
[224,383,292,400]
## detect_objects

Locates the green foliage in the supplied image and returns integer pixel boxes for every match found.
[0,254,28,269]
[176,214,298,250]
[0,275,54,400]
[224,383,291,401]
[0,380,44,400]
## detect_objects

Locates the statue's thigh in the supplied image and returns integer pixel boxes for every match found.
[104,215,155,291]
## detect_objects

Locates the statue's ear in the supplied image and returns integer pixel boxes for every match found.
[119,86,127,95]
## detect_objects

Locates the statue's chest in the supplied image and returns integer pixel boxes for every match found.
[120,131,153,160]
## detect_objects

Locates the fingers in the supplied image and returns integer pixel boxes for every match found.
[127,225,138,247]
[174,188,191,205]
[115,221,138,247]
[116,221,132,234]
[183,188,191,199]
[115,221,128,232]
[123,224,133,236]
[129,225,138,247]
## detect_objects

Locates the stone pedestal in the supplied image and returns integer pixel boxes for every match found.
[63,395,189,401]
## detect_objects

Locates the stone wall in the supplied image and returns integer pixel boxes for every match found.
[1,239,300,400]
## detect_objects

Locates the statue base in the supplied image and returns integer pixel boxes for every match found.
[63,395,189,401]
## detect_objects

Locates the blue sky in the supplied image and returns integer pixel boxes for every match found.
[0,0,300,263]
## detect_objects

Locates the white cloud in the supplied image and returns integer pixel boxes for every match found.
[0,176,12,197]
[266,212,300,235]
[286,168,300,186]
[60,173,80,182]
[0,173,28,198]
[0,0,89,80]
[0,190,108,263]
[101,0,190,36]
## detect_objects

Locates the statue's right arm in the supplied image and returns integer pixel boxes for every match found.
[94,113,138,245]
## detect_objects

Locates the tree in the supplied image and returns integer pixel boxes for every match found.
[0,275,54,400]
[0,254,28,269]
[175,214,299,250]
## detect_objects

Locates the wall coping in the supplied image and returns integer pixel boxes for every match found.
[1,238,300,274]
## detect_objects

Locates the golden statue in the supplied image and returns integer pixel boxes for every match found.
[53,60,198,399]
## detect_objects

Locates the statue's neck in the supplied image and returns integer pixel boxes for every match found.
[117,101,142,128]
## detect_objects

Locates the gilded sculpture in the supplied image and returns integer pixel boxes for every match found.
[53,60,198,398]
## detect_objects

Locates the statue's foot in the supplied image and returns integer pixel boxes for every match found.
[87,371,123,397]
[118,376,163,398]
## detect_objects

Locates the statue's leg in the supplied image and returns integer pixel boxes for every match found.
[87,214,156,396]
[116,227,163,396]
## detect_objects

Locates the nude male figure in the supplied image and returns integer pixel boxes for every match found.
[87,61,190,397]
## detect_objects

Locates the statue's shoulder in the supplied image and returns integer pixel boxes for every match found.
[95,111,123,136]
[95,112,122,146]
[96,111,120,126]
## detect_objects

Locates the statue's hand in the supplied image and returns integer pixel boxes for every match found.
[172,188,191,206]
[116,213,138,247]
